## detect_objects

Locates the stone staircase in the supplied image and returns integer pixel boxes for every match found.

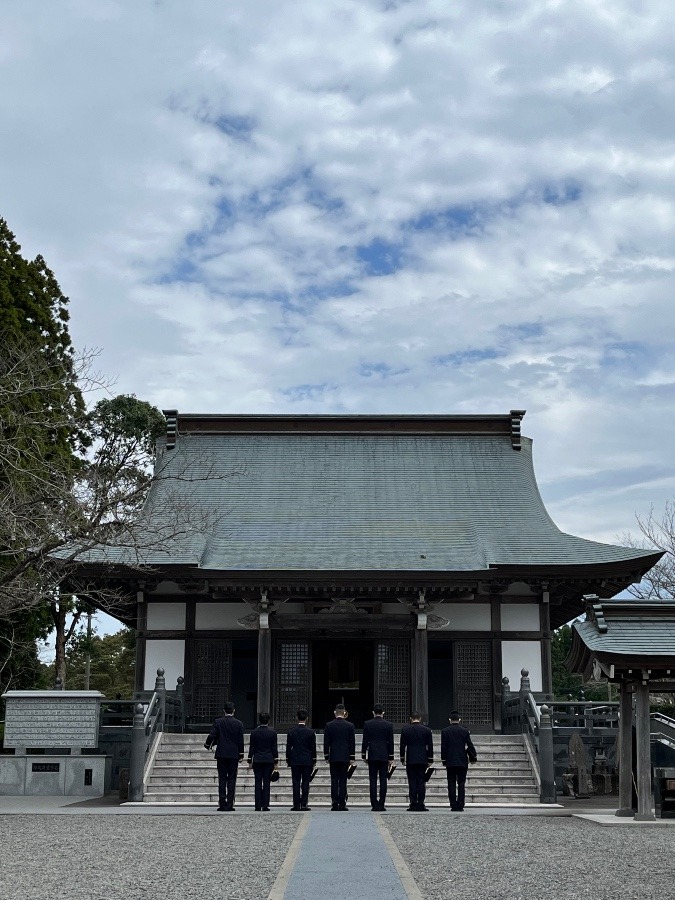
[142,733,541,806]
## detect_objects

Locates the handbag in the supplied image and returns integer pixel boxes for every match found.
[270,769,280,782]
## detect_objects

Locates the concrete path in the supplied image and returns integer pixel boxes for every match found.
[270,811,420,900]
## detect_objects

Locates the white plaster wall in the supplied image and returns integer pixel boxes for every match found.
[500,604,540,631]
[144,639,185,690]
[501,641,542,692]
[146,602,186,630]
[195,602,249,630]
[441,604,491,630]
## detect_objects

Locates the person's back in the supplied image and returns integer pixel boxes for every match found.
[324,716,356,762]
[249,724,279,764]
[400,721,433,764]
[362,716,394,762]
[287,723,316,766]
[208,714,245,758]
[441,722,476,767]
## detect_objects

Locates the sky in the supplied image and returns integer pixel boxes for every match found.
[2,0,675,641]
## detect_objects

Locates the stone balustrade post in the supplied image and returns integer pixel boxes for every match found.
[538,705,556,803]
[519,668,530,731]
[155,668,166,732]
[128,702,146,802]
[501,677,511,731]
[176,676,185,733]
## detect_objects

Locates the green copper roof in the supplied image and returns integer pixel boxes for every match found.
[568,601,675,675]
[87,427,656,575]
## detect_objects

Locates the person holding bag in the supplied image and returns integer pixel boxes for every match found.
[248,712,279,811]
[441,710,477,812]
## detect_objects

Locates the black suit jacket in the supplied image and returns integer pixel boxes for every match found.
[361,717,394,762]
[323,717,356,763]
[441,723,477,767]
[286,724,317,766]
[400,722,434,765]
[206,715,245,760]
[248,725,279,764]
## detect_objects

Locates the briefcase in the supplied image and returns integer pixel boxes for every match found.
[424,766,435,782]
[386,764,397,780]
[347,763,357,779]
[270,769,280,783]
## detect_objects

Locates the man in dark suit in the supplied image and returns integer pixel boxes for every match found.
[361,703,394,811]
[285,708,317,811]
[323,703,356,810]
[400,711,434,811]
[204,700,245,811]
[247,712,279,811]
[441,710,477,811]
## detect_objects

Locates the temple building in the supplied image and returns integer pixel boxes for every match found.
[78,410,660,732]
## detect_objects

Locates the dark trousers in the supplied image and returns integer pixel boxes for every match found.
[329,761,349,807]
[368,761,388,809]
[291,764,312,808]
[446,765,468,810]
[406,763,427,807]
[253,762,274,810]
[216,758,239,809]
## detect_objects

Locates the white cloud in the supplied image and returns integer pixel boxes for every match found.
[2,0,675,598]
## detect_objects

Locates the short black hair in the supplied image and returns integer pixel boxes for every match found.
[297,708,308,720]
[224,701,235,714]
[450,710,461,721]
[335,703,346,712]
[410,711,421,720]
[259,712,271,725]
[373,704,384,715]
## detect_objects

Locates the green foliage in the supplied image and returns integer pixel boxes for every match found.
[0,605,52,695]
[62,627,136,697]
[551,623,616,702]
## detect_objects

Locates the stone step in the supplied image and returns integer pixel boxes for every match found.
[149,769,535,783]
[145,791,539,810]
[143,733,540,804]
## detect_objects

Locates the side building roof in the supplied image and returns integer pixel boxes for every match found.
[567,599,675,679]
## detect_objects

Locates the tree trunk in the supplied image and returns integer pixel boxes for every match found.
[51,601,82,688]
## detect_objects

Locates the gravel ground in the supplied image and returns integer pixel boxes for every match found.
[383,815,675,900]
[0,814,300,900]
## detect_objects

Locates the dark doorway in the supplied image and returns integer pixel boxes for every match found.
[231,638,257,730]
[428,640,453,728]
[312,639,374,729]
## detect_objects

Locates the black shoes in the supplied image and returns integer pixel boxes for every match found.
[290,806,301,811]
[331,803,339,811]
[301,805,311,811]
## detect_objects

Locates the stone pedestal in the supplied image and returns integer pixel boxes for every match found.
[0,690,108,797]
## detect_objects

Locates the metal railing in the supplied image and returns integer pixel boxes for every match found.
[651,712,675,749]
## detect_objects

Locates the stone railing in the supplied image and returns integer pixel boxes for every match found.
[127,668,184,802]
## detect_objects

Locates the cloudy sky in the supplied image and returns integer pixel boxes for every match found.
[3,0,675,592]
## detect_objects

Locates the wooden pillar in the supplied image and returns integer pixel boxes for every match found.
[414,624,429,722]
[257,626,272,717]
[540,595,553,697]
[634,677,655,821]
[615,680,634,816]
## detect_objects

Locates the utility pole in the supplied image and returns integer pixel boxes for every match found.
[83,608,92,690]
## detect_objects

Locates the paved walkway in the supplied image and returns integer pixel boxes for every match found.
[271,811,416,899]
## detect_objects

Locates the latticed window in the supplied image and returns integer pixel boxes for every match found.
[375,641,410,725]
[193,640,232,721]
[455,642,492,726]
[275,641,310,727]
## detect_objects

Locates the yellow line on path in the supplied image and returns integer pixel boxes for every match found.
[375,814,424,900]
[267,813,312,900]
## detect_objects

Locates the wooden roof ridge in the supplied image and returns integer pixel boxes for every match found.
[162,409,527,449]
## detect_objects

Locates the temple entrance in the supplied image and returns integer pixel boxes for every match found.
[311,639,375,729]
[428,639,453,728]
